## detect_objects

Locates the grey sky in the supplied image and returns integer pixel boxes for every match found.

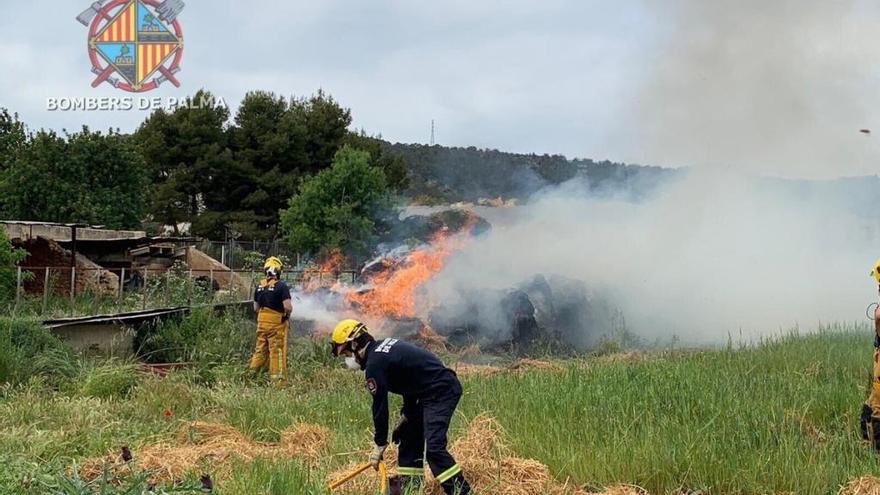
[2,1,879,178]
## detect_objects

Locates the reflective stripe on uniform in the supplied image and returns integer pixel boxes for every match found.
[436,464,461,483]
[397,466,424,476]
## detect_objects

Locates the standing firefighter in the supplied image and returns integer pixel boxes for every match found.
[861,259,880,449]
[249,257,292,382]
[330,320,472,495]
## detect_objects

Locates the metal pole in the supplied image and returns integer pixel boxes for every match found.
[187,268,193,305]
[70,267,76,303]
[119,267,125,309]
[42,268,50,315]
[209,269,214,302]
[221,245,226,266]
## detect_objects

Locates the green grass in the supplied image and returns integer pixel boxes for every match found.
[1,315,879,494]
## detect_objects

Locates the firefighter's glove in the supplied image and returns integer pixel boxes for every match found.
[391,414,407,445]
[370,443,387,471]
[862,404,873,441]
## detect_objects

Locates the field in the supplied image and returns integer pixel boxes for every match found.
[1,313,879,494]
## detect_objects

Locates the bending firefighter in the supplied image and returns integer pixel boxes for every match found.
[249,257,292,382]
[862,259,880,449]
[331,320,472,495]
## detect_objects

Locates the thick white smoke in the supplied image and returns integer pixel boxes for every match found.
[615,0,880,178]
[423,169,878,344]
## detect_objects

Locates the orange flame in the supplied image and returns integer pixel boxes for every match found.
[348,224,473,319]
[302,249,347,292]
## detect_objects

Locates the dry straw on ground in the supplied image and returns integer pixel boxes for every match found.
[328,414,644,495]
[80,421,331,484]
[839,476,880,495]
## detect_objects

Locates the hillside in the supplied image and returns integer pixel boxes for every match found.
[385,143,680,203]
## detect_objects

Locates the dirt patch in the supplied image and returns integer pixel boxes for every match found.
[80,421,331,484]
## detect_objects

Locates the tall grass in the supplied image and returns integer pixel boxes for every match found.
[1,315,878,494]
[463,327,878,494]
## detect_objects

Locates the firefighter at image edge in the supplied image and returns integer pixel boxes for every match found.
[248,257,292,382]
[331,319,472,495]
[862,259,880,448]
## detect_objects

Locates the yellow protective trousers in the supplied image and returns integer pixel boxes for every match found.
[249,308,289,381]
[868,348,880,417]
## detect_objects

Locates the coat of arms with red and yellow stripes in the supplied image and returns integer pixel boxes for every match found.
[78,0,185,93]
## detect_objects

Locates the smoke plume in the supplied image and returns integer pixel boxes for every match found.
[617,0,880,178]
[423,169,879,344]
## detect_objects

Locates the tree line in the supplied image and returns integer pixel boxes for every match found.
[0,90,407,258]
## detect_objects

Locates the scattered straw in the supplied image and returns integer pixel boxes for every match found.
[416,327,449,354]
[840,476,880,495]
[507,359,564,373]
[329,414,591,495]
[80,421,330,484]
[582,484,649,495]
[454,362,503,378]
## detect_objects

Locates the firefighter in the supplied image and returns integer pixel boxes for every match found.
[861,259,880,449]
[249,257,292,382]
[330,319,471,495]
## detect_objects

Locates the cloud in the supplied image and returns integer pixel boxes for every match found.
[1,1,878,177]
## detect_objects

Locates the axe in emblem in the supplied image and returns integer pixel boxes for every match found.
[153,66,181,88]
[91,68,121,88]
[76,0,113,27]
[156,0,186,23]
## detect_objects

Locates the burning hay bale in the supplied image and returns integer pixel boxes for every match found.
[840,476,880,495]
[80,421,330,484]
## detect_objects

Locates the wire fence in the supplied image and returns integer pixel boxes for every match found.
[194,240,305,271]
[9,265,359,319]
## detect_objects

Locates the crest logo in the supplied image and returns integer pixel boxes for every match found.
[76,0,185,92]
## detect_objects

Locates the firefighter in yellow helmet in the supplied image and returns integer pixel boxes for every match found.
[249,257,292,382]
[861,259,880,449]
[330,319,472,495]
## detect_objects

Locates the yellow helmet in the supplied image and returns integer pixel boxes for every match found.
[264,256,283,277]
[330,319,369,356]
[871,259,880,284]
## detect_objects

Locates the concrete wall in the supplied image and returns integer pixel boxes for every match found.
[52,324,134,355]
[2,222,146,242]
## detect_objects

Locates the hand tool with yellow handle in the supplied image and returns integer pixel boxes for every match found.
[328,461,389,492]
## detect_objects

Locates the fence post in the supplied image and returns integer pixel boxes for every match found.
[70,267,76,304]
[42,268,50,315]
[164,270,170,307]
[142,268,149,310]
[209,269,214,303]
[119,267,125,309]
[187,268,193,306]
[221,245,226,266]
[13,266,21,315]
